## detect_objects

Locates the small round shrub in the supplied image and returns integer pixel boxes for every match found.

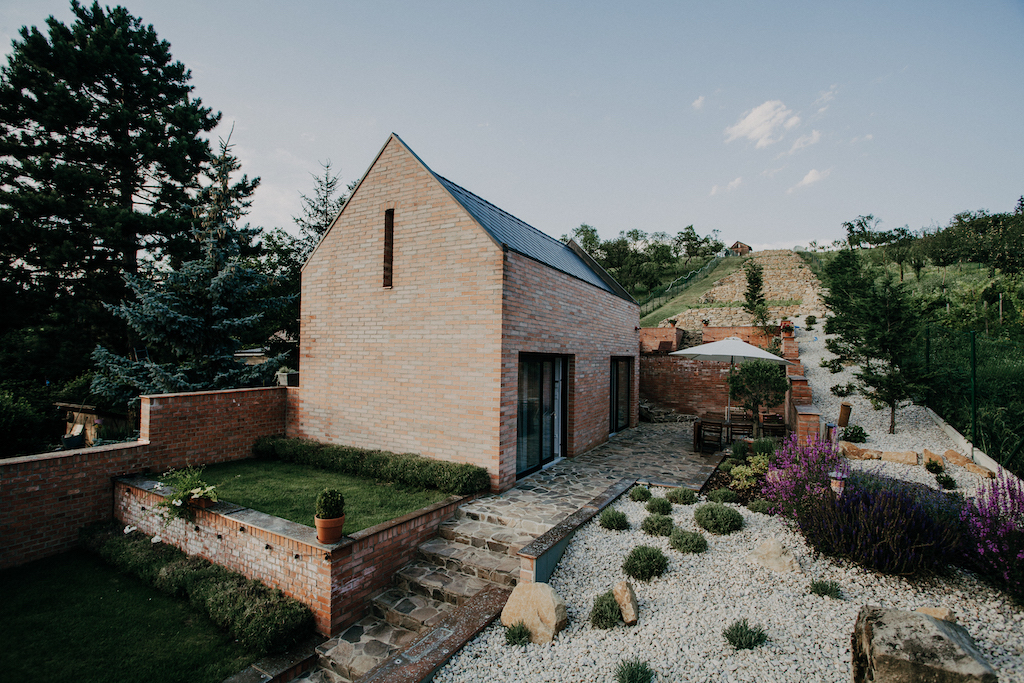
[831,383,856,397]
[315,488,346,519]
[669,528,707,554]
[695,503,744,535]
[746,498,771,515]
[809,579,841,599]
[706,488,739,504]
[936,473,957,490]
[747,454,770,475]
[731,440,749,459]
[600,508,630,531]
[505,621,531,646]
[641,514,674,537]
[723,618,767,650]
[666,488,697,505]
[622,545,669,581]
[730,465,756,491]
[589,590,620,629]
[719,461,735,475]
[615,657,655,683]
[805,314,817,328]
[925,459,945,474]
[629,486,652,502]
[646,497,672,515]
[841,425,868,443]
[725,457,745,468]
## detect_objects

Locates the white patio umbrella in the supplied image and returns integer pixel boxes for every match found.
[669,336,792,419]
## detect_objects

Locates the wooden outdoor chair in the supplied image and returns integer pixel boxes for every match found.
[761,413,786,438]
[698,419,724,453]
[729,420,754,441]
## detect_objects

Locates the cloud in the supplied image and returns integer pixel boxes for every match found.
[710,176,742,196]
[692,95,705,110]
[787,168,830,193]
[725,101,799,148]
[762,166,786,178]
[814,85,838,113]
[850,134,873,144]
[785,130,821,155]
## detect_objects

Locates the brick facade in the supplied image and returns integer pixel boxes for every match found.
[292,134,639,491]
[0,387,286,569]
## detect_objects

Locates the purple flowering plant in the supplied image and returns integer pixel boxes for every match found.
[961,471,1024,599]
[759,435,849,518]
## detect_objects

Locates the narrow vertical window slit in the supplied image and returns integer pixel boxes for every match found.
[383,208,394,287]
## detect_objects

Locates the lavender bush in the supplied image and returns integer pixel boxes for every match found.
[759,436,848,518]
[961,472,1024,601]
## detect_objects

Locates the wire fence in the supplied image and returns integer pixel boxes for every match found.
[639,256,723,317]
[919,327,1024,476]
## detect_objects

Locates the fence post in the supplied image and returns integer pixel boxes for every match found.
[970,330,977,458]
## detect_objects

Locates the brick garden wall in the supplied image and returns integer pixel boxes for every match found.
[0,387,287,569]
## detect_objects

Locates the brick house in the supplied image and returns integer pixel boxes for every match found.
[291,134,639,491]
[730,241,752,256]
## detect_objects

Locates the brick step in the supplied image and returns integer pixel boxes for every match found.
[370,587,453,633]
[312,615,418,682]
[437,516,538,556]
[393,560,496,606]
[417,537,521,587]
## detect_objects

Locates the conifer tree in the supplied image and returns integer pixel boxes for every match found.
[294,160,351,259]
[91,138,292,406]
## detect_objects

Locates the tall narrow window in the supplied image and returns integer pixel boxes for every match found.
[383,209,394,288]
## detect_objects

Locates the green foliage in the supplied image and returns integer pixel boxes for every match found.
[831,382,856,397]
[747,454,770,475]
[0,390,48,457]
[629,486,652,502]
[936,473,958,490]
[730,465,756,490]
[669,528,708,554]
[925,459,945,474]
[622,545,669,581]
[695,503,744,535]
[728,360,789,435]
[80,523,313,654]
[723,619,768,649]
[600,508,630,531]
[589,590,621,629]
[615,657,655,683]
[731,440,749,459]
[746,499,772,515]
[706,488,739,504]
[315,488,345,519]
[504,621,531,646]
[810,580,842,598]
[820,357,846,373]
[155,466,218,525]
[92,138,292,407]
[751,438,776,457]
[805,315,817,329]
[718,461,735,474]
[641,514,674,536]
[665,488,697,505]
[841,425,869,443]
[256,437,490,495]
[295,160,351,260]
[646,497,672,515]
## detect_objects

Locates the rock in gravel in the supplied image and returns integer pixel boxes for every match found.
[501,582,567,644]
[917,606,957,623]
[747,537,802,573]
[881,450,919,466]
[613,580,639,625]
[924,449,946,468]
[946,450,972,467]
[965,462,995,479]
[852,606,997,683]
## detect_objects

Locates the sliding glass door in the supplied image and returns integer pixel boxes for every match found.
[517,354,565,477]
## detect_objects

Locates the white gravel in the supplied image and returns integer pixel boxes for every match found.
[432,317,1023,683]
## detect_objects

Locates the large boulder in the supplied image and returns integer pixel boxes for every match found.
[613,580,638,625]
[881,450,919,466]
[747,537,801,573]
[500,582,567,644]
[852,606,997,683]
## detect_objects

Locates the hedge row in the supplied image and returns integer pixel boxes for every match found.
[253,436,491,495]
[80,523,314,655]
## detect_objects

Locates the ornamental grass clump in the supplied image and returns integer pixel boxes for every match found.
[615,658,655,683]
[629,486,652,502]
[694,503,744,535]
[706,488,738,504]
[960,472,1024,601]
[646,497,672,515]
[641,514,674,537]
[600,508,630,531]
[925,459,945,474]
[723,618,767,650]
[760,435,848,518]
[936,473,957,490]
[670,528,707,554]
[622,545,668,581]
[666,488,697,505]
[505,621,531,646]
[590,590,621,629]
[751,438,776,457]
[809,579,842,599]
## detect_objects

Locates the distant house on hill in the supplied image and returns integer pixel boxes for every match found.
[293,133,639,491]
[730,241,752,256]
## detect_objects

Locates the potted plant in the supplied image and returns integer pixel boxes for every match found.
[314,487,346,544]
[156,465,218,524]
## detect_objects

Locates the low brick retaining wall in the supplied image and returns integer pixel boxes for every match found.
[114,476,469,635]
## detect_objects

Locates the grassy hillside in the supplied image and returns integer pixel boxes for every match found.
[639,257,743,327]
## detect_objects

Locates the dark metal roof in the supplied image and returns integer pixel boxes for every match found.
[433,173,618,297]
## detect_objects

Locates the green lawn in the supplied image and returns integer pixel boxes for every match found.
[200,459,451,534]
[0,551,255,683]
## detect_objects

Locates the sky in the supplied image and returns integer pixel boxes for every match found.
[2,1,1023,250]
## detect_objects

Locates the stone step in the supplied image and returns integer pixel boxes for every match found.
[437,516,538,556]
[393,560,496,606]
[290,668,350,683]
[370,587,454,633]
[454,500,557,535]
[417,536,521,587]
[314,615,418,682]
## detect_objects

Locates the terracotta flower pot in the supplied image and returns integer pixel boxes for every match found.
[315,515,345,544]
[189,496,215,509]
